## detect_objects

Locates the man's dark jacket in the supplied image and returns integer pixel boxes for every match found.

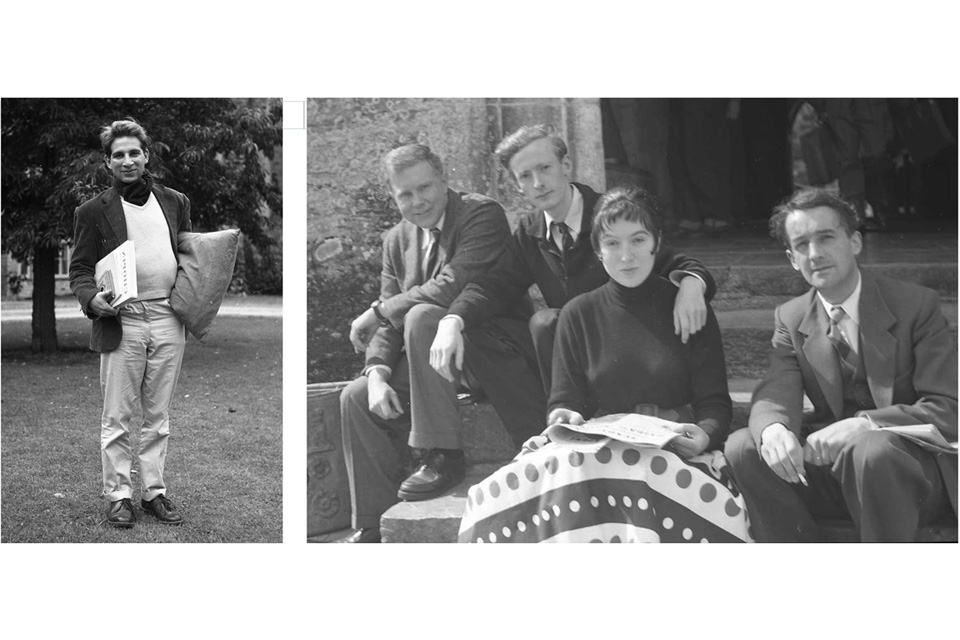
[68,183,192,353]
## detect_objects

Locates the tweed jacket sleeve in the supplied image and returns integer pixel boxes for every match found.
[363,227,407,371]
[69,201,106,319]
[447,227,537,330]
[747,302,809,445]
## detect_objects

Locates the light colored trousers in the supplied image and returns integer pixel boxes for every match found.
[99,299,185,502]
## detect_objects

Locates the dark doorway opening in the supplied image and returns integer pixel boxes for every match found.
[601,98,957,234]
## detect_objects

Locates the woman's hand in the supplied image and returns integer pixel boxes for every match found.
[668,423,709,458]
[547,408,584,427]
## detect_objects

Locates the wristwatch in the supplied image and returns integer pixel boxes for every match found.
[370,300,391,327]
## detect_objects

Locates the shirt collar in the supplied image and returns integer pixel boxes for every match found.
[817,269,862,327]
[420,212,446,249]
[542,185,582,238]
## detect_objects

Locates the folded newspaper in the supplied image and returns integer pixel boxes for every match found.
[95,240,137,307]
[545,413,688,448]
[880,424,958,454]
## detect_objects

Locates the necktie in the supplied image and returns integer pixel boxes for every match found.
[424,227,441,278]
[827,305,857,368]
[552,222,574,256]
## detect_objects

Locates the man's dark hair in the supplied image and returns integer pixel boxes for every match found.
[100,118,151,155]
[591,185,663,254]
[494,124,568,173]
[381,143,445,186]
[769,189,860,248]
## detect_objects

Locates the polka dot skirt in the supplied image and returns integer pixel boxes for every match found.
[459,438,753,543]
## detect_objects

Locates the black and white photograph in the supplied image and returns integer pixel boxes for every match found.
[1,98,283,543]
[307,97,957,545]
[2,3,958,637]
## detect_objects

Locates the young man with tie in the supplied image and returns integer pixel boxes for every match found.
[725,190,957,542]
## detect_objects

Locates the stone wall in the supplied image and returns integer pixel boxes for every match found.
[306,98,604,383]
[307,98,603,289]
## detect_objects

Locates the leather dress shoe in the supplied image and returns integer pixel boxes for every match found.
[397,449,465,502]
[336,527,381,543]
[107,498,136,528]
[141,495,184,525]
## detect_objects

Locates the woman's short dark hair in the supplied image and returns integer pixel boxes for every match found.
[494,124,568,173]
[591,185,663,253]
[100,118,151,155]
[769,189,859,248]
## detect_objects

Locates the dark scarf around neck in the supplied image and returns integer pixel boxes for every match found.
[116,172,154,206]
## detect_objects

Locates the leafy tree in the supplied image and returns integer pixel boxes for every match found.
[1,98,282,352]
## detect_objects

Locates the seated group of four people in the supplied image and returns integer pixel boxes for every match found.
[338,124,957,544]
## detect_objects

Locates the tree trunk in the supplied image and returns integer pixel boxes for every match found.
[31,243,59,353]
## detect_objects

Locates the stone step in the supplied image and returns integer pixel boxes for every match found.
[716,303,958,332]
[711,262,957,300]
[381,463,502,543]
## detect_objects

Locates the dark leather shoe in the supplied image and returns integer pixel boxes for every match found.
[107,498,136,528]
[141,495,184,525]
[336,527,381,543]
[397,449,465,502]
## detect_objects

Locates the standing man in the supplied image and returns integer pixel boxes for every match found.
[338,144,511,543]
[69,119,192,528]
[820,98,895,230]
[431,124,716,402]
[725,190,957,542]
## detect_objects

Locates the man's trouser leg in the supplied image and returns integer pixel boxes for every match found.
[634,99,674,219]
[528,308,561,400]
[100,315,146,503]
[833,430,949,542]
[403,304,464,450]
[727,427,952,542]
[100,300,185,503]
[724,428,832,542]
[137,300,186,502]
[463,317,546,447]
[340,365,412,531]
[825,98,866,216]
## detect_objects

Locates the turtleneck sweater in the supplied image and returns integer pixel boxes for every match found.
[549,276,732,450]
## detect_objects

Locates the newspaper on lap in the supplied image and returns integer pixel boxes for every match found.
[879,424,958,455]
[545,413,691,451]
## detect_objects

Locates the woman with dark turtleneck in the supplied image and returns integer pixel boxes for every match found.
[459,186,752,543]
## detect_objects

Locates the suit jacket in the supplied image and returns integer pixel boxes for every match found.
[748,272,958,512]
[448,182,717,329]
[365,188,510,371]
[68,183,192,352]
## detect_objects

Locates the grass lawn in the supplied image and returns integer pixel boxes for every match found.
[1,314,282,543]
